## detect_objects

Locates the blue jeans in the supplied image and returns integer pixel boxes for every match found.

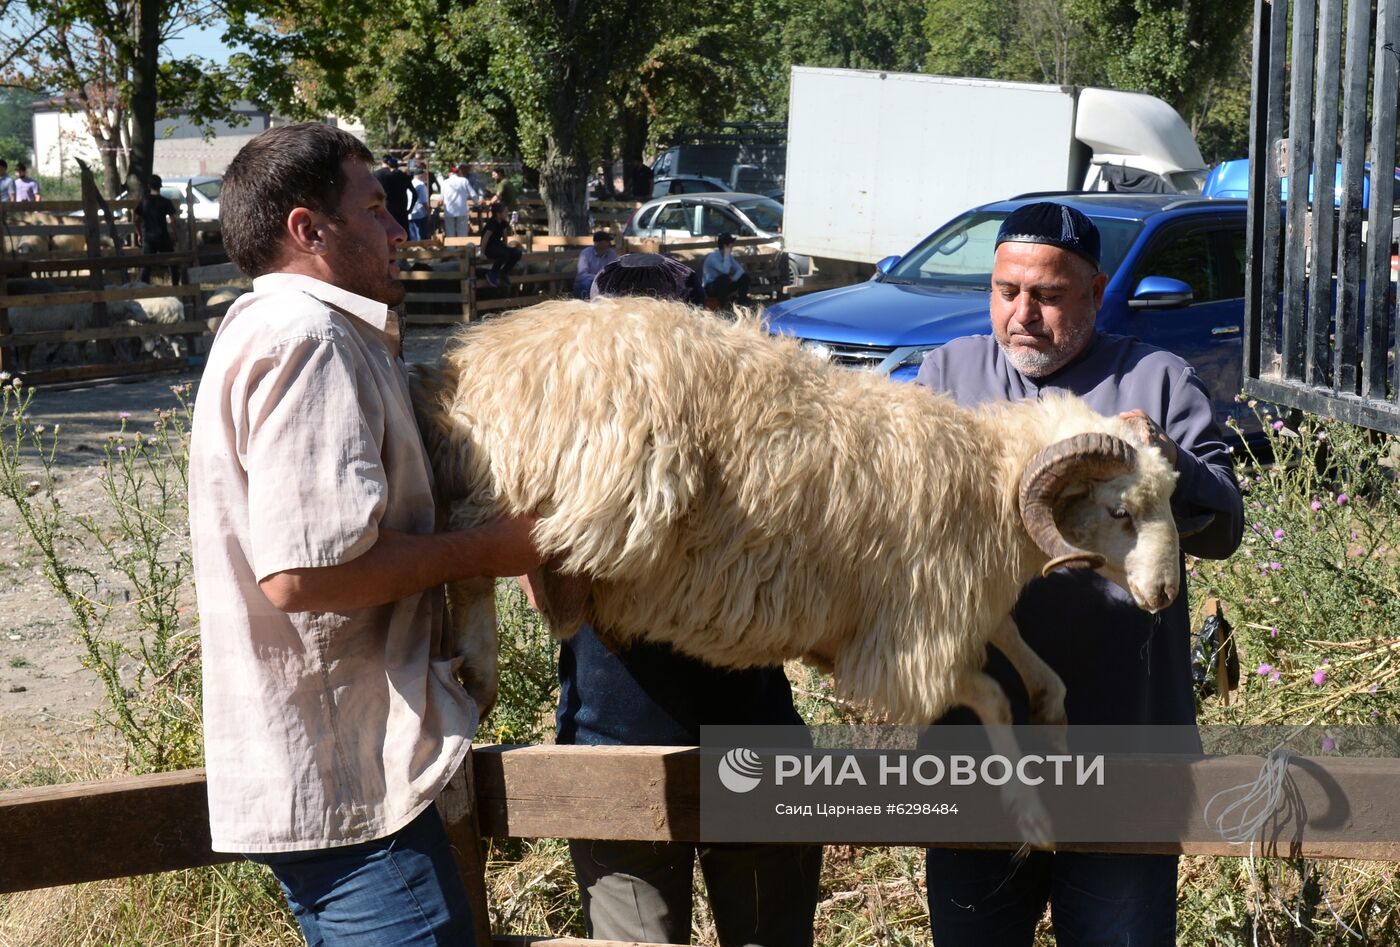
[925,848,1177,947]
[247,805,476,947]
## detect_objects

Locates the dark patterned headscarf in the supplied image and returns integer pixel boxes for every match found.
[590,253,705,304]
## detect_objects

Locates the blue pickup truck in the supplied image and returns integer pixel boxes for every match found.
[764,193,1254,434]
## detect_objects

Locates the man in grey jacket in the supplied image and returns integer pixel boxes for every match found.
[917,202,1243,947]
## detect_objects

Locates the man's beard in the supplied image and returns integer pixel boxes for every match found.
[997,317,1095,378]
[326,232,405,307]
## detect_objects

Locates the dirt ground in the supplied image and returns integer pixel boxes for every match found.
[0,326,457,783]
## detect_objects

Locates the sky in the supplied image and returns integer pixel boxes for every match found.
[164,21,242,66]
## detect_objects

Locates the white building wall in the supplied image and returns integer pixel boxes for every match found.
[32,110,104,178]
[31,102,281,181]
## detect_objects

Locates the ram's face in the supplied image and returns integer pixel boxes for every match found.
[1055,459,1180,613]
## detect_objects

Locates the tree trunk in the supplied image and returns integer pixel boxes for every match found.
[539,141,589,236]
[124,0,161,196]
[621,108,650,199]
[99,134,122,199]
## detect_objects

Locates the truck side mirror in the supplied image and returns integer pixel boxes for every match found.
[1129,275,1195,309]
[875,255,902,277]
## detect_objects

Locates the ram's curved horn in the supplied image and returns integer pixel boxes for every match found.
[1019,433,1138,576]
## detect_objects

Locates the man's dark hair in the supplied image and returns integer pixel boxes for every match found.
[491,202,508,216]
[149,174,163,190]
[14,163,25,173]
[0,160,8,169]
[221,123,373,277]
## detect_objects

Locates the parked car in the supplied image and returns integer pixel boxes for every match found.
[1202,157,1400,208]
[650,175,731,198]
[158,176,222,221]
[763,192,1257,436]
[624,191,813,280]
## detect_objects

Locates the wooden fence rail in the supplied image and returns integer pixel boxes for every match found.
[1,745,1397,946]
[0,225,787,385]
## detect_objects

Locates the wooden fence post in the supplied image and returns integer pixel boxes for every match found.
[0,273,10,376]
[437,748,493,947]
[464,245,477,323]
[79,162,113,362]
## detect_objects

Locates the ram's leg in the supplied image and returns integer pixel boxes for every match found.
[952,671,1052,848]
[989,616,1067,730]
[445,575,499,719]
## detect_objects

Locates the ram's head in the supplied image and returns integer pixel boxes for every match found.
[1018,432,1180,612]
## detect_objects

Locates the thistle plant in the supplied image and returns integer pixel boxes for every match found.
[0,379,201,773]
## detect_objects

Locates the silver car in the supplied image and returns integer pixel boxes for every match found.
[622,192,812,280]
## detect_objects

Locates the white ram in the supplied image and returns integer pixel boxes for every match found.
[114,281,188,359]
[4,277,145,370]
[413,297,1181,741]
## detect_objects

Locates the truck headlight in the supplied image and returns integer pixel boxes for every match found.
[802,341,835,362]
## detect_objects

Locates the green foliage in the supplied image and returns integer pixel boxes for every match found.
[924,0,1019,80]
[0,381,201,774]
[489,578,561,745]
[1191,28,1252,164]
[1170,408,1400,944]
[780,0,930,73]
[0,89,39,154]
[920,0,1252,119]
[1193,407,1400,727]
[0,135,30,166]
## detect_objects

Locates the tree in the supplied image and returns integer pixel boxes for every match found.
[921,0,1252,121]
[0,0,240,196]
[745,0,932,124]
[1074,0,1253,119]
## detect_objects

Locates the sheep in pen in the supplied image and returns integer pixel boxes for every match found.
[411,297,1182,837]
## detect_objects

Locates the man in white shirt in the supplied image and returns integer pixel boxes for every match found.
[409,167,432,240]
[702,232,750,306]
[441,165,479,238]
[190,122,544,946]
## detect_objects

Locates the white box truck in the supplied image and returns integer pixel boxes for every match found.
[784,67,1209,267]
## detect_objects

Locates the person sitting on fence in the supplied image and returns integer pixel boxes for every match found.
[0,160,14,202]
[134,174,181,285]
[573,231,618,298]
[12,163,39,202]
[441,165,479,238]
[409,167,432,241]
[546,251,822,947]
[480,202,521,288]
[702,232,750,307]
[189,121,544,947]
[590,163,614,201]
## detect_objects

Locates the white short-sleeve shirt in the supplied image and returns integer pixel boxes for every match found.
[189,272,476,853]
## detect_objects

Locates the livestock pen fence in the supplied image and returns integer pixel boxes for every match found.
[404,232,791,325]
[0,228,788,384]
[2,745,1397,946]
[0,165,229,384]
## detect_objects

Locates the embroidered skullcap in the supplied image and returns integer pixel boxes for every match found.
[995,202,1100,268]
[590,253,704,304]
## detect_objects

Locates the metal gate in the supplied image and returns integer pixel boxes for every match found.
[1244,0,1400,432]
